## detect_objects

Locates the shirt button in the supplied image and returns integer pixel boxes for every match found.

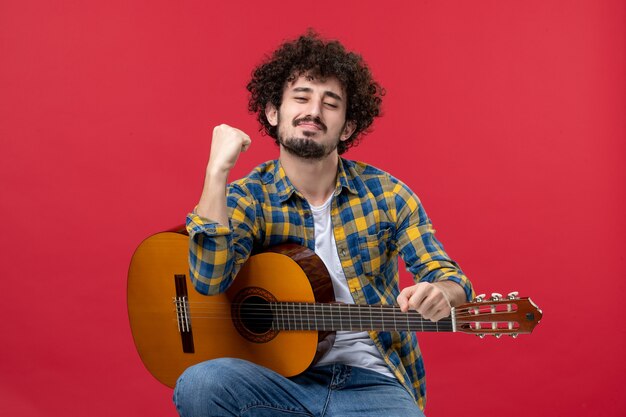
[341,249,347,257]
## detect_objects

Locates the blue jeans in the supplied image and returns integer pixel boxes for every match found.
[173,358,425,417]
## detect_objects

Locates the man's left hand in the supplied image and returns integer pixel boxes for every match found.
[397,282,464,322]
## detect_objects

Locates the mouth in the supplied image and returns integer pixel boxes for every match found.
[294,117,326,132]
[297,122,323,131]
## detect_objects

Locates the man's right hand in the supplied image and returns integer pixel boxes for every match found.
[196,124,251,225]
[207,124,252,175]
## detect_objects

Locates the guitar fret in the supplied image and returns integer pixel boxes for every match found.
[280,303,285,330]
[288,302,292,330]
[306,303,311,330]
[338,305,343,331]
[336,305,341,330]
[270,303,276,330]
[359,305,363,331]
[281,302,286,330]
[347,304,352,330]
[285,303,289,330]
[297,303,302,330]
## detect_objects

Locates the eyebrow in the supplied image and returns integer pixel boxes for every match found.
[292,87,343,102]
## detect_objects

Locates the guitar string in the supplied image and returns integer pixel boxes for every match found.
[172,301,516,330]
[173,302,498,319]
[176,309,499,321]
[172,313,515,332]
[177,308,484,321]
[180,300,515,312]
[172,305,506,327]
[173,313,454,330]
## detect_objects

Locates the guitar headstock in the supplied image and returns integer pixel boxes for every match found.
[454,292,543,338]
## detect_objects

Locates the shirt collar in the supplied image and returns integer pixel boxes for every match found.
[265,157,358,203]
[335,157,358,196]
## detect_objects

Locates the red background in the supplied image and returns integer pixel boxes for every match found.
[1,1,624,416]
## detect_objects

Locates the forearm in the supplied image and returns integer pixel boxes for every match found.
[196,167,229,228]
[186,212,237,295]
[393,181,474,303]
[187,183,257,296]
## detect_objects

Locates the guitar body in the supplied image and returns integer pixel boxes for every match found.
[127,232,335,388]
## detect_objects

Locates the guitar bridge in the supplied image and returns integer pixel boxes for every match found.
[174,274,195,353]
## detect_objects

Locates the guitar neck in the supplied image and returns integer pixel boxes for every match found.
[269,302,454,332]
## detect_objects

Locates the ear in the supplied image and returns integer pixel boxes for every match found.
[265,103,278,127]
[340,121,357,141]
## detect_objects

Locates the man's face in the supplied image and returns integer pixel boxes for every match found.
[266,74,355,160]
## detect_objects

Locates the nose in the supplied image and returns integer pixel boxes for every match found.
[306,97,322,118]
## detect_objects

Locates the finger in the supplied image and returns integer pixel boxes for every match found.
[241,136,252,152]
[422,297,451,321]
[397,287,415,312]
[407,285,431,312]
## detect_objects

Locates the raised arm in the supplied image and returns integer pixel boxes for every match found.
[196,124,252,226]
[187,124,254,295]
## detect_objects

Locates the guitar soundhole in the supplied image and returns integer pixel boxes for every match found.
[241,296,273,334]
[232,287,278,343]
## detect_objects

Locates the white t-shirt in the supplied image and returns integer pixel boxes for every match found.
[309,195,395,378]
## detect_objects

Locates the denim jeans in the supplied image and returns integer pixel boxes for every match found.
[173,358,425,417]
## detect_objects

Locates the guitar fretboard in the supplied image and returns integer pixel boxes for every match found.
[269,302,453,332]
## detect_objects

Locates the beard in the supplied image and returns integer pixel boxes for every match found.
[280,137,338,159]
[277,115,341,160]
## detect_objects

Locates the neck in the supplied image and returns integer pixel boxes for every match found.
[279,150,340,206]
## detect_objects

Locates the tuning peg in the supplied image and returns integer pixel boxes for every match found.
[477,333,485,339]
[490,292,502,301]
[507,291,519,299]
[509,333,519,338]
[494,333,502,339]
[475,294,486,302]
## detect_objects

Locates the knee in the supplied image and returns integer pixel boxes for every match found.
[179,358,257,386]
[173,358,257,414]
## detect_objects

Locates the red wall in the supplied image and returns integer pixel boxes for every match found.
[1,1,624,416]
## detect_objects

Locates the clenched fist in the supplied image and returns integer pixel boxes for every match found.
[196,124,252,225]
[207,124,252,175]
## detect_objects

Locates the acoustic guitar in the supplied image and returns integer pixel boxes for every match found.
[128,231,542,387]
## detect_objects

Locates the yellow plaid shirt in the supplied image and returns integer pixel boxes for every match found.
[186,157,474,410]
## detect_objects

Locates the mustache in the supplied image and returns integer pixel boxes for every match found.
[293,116,327,132]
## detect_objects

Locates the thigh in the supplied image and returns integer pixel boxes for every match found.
[325,366,425,417]
[173,358,327,417]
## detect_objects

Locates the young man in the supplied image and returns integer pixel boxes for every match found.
[175,32,474,416]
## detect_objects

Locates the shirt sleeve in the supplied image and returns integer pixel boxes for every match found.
[186,183,257,295]
[392,180,475,302]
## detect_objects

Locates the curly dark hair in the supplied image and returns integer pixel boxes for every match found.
[246,30,385,154]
